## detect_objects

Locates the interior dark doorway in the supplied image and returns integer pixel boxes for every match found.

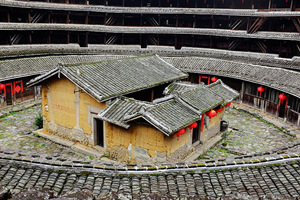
[192,121,201,144]
[278,100,286,118]
[5,84,12,106]
[94,118,104,147]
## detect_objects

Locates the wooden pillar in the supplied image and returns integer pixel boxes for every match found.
[246,17,250,32]
[47,32,51,44]
[104,13,107,25]
[34,86,37,101]
[290,0,295,10]
[268,0,272,9]
[263,87,267,112]
[151,88,154,102]
[240,81,245,103]
[85,12,89,24]
[297,114,300,127]
[29,32,32,44]
[211,15,215,28]
[28,12,31,23]
[193,15,196,28]
[158,14,161,26]
[85,33,88,47]
[47,13,51,23]
[66,12,70,24]
[200,114,205,132]
[210,37,213,48]
[66,31,70,44]
[7,11,10,23]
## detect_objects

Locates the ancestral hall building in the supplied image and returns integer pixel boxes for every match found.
[27,55,238,163]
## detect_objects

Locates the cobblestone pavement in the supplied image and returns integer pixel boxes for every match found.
[0,105,89,160]
[0,104,298,162]
[200,107,297,160]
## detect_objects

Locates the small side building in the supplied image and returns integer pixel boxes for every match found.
[99,80,238,163]
[27,55,238,163]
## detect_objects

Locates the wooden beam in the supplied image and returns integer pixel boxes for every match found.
[256,41,267,53]
[247,17,266,34]
[292,18,300,33]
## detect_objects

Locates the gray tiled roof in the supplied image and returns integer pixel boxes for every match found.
[99,80,238,135]
[27,55,187,102]
[207,82,240,104]
[1,44,300,71]
[163,82,200,95]
[142,98,200,135]
[99,98,143,129]
[1,151,300,199]
[165,56,300,99]
[179,87,224,113]
[0,54,130,82]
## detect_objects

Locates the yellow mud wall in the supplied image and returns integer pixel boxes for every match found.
[42,77,76,128]
[164,128,190,156]
[42,76,105,135]
[106,122,190,158]
[79,92,106,134]
[208,108,224,129]
[201,107,224,141]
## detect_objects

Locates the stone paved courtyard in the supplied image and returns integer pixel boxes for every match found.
[200,107,297,159]
[0,105,89,160]
[0,104,297,162]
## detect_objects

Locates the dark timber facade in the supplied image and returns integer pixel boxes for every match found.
[0,0,300,58]
[0,0,300,128]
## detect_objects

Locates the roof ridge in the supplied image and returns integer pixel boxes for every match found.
[64,53,157,68]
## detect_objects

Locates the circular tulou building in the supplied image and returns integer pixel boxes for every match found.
[0,0,300,199]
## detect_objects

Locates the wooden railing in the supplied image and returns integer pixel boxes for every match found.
[287,109,300,127]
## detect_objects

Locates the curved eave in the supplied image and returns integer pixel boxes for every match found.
[181,67,300,99]
[2,0,300,17]
[1,23,300,42]
[1,44,300,72]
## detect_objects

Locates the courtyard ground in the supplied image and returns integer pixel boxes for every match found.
[199,107,297,159]
[0,105,89,160]
[0,103,297,162]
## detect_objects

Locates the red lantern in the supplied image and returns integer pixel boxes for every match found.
[0,84,5,90]
[216,107,223,113]
[176,128,185,141]
[211,77,218,82]
[176,129,185,137]
[189,122,197,129]
[257,86,265,96]
[225,102,231,107]
[257,86,265,93]
[278,94,287,101]
[206,110,217,118]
